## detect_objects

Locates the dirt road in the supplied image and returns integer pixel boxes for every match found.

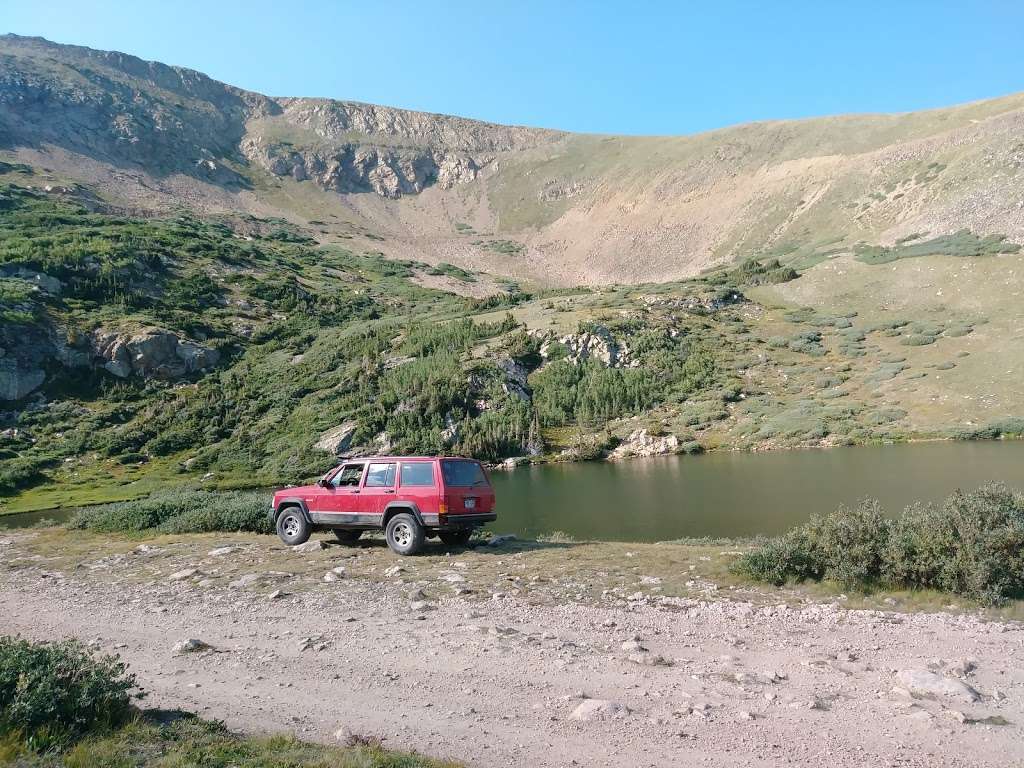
[1,530,1021,767]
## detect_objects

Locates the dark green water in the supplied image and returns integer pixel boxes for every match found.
[488,441,1024,541]
[4,442,1024,541]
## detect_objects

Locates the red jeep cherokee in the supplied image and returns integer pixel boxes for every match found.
[270,456,496,555]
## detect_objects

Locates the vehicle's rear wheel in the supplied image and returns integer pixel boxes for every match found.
[385,512,424,556]
[276,507,311,546]
[333,529,362,545]
[439,529,473,547]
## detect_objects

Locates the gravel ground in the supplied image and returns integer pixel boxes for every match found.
[1,531,1022,767]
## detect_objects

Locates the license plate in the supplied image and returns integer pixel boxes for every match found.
[464,498,476,509]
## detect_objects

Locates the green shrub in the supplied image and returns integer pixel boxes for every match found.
[68,489,272,535]
[0,637,139,750]
[884,486,1024,604]
[734,530,822,585]
[948,418,1024,441]
[0,456,52,494]
[787,331,824,356]
[900,334,935,346]
[427,262,476,282]
[855,230,1021,264]
[733,483,1024,604]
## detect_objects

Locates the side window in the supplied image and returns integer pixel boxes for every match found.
[400,462,435,487]
[333,463,364,487]
[365,462,397,488]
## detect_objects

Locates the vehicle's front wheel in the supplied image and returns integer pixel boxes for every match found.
[333,529,362,545]
[385,512,424,556]
[276,507,311,546]
[438,529,473,547]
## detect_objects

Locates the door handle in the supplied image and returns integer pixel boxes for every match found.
[351,490,360,494]
[384,489,395,494]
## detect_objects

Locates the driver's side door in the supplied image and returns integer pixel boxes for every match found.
[312,462,365,523]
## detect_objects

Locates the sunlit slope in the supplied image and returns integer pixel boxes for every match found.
[2,33,1023,284]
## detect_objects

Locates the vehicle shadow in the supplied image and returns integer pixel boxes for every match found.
[325,536,579,556]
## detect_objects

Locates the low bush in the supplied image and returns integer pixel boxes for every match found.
[900,334,936,346]
[733,483,1024,604]
[0,637,139,751]
[855,230,1021,264]
[68,489,272,535]
[0,456,51,494]
[948,418,1024,441]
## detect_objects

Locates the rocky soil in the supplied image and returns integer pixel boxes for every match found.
[1,530,1021,767]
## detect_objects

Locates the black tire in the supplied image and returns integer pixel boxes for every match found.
[385,512,425,556]
[439,529,473,547]
[276,506,311,546]
[333,529,362,545]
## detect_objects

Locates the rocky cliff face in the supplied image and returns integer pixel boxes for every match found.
[274,99,559,152]
[0,34,557,200]
[0,323,221,402]
[530,325,632,368]
[241,136,481,198]
[0,34,275,182]
[89,328,220,380]
[241,99,559,198]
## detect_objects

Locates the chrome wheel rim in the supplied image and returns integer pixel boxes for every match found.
[392,522,413,548]
[282,515,300,539]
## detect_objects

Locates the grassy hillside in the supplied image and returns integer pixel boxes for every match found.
[1,37,1023,513]
[1,174,1021,514]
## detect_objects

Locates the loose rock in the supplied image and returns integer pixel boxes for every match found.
[292,540,327,553]
[173,638,213,654]
[896,669,981,704]
[569,698,631,722]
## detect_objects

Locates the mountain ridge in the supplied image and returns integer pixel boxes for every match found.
[2,33,1024,284]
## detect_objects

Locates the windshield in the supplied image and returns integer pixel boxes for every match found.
[441,459,489,487]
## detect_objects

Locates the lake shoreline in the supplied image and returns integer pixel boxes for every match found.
[3,432,1024,522]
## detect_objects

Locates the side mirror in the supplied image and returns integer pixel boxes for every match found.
[317,477,330,488]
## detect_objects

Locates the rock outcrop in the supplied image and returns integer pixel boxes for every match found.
[610,429,681,459]
[90,328,220,379]
[314,421,358,455]
[242,138,481,199]
[0,325,222,400]
[0,357,45,401]
[0,322,53,401]
[0,266,62,295]
[495,357,531,401]
[531,325,630,368]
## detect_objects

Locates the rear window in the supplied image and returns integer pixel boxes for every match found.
[400,462,435,487]
[441,459,489,487]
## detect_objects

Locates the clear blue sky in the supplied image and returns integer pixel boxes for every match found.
[5,1,1023,135]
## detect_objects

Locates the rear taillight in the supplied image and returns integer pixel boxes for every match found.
[439,500,448,516]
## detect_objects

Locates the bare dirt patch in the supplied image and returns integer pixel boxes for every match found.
[1,530,1022,767]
